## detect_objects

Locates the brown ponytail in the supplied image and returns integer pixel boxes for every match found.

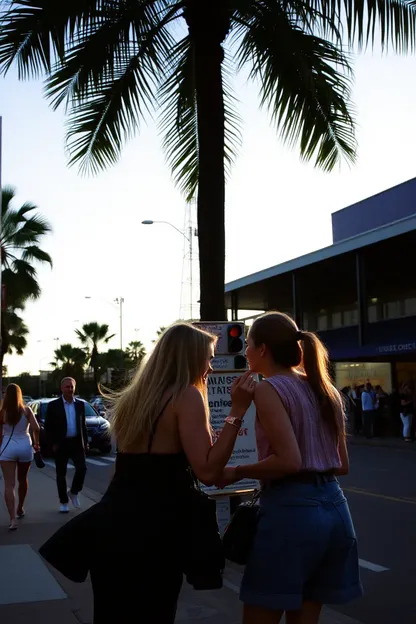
[300,331,344,439]
[250,312,344,440]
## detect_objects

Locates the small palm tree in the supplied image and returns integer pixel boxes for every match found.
[125,340,146,365]
[0,186,52,371]
[0,2,415,320]
[153,326,167,343]
[52,343,88,370]
[75,322,115,388]
[1,186,52,304]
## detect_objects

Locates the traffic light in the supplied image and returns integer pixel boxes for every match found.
[227,324,244,354]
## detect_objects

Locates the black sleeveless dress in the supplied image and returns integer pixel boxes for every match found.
[39,400,224,623]
[90,450,197,623]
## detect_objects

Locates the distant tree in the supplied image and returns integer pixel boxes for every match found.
[51,343,88,378]
[125,341,146,366]
[75,322,115,389]
[152,326,167,343]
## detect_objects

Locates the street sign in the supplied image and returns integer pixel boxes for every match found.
[202,370,259,496]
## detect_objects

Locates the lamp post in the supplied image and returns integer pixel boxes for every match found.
[141,220,194,319]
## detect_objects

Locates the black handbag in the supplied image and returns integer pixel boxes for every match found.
[34,450,46,468]
[222,491,260,565]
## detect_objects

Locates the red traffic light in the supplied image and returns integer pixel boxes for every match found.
[229,326,242,338]
[227,324,244,354]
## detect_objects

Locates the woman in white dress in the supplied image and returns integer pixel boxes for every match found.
[0,384,40,530]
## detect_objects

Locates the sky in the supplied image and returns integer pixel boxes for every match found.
[1,35,416,376]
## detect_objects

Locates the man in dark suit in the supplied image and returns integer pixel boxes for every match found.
[44,377,88,513]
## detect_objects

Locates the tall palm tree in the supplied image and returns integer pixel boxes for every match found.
[1,2,415,319]
[75,322,115,386]
[125,340,147,365]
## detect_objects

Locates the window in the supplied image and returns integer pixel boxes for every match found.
[404,298,416,316]
[331,312,342,328]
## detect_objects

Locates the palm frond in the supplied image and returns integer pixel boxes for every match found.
[312,0,416,51]
[21,245,53,266]
[0,0,103,78]
[159,37,242,201]
[237,3,356,171]
[159,36,198,201]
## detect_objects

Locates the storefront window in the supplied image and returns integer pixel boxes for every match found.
[335,362,392,393]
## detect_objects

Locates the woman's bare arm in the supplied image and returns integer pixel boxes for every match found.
[177,376,253,486]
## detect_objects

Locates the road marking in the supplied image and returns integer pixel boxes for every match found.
[223,578,240,594]
[343,486,416,505]
[359,559,389,573]
[86,458,108,466]
[44,460,74,470]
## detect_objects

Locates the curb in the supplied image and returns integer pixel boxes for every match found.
[347,435,416,452]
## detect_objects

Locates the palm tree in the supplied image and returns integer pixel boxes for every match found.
[51,343,88,372]
[1,2,415,320]
[0,186,52,371]
[75,322,115,387]
[125,340,147,365]
[2,308,28,359]
[1,186,52,304]
[153,326,167,343]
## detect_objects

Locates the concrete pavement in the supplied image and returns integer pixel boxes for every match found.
[0,465,362,624]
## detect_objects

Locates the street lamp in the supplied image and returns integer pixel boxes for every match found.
[141,220,195,319]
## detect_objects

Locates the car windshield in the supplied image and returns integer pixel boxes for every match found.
[40,401,98,419]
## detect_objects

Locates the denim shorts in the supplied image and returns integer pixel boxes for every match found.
[240,479,363,611]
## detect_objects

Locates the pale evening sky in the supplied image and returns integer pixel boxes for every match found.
[1,45,416,376]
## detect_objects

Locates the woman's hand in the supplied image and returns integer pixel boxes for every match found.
[215,466,239,489]
[33,443,40,453]
[231,372,256,415]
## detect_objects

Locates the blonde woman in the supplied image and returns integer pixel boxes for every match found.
[40,322,254,624]
[0,384,40,530]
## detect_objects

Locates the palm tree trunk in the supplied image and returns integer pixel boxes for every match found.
[186,1,231,321]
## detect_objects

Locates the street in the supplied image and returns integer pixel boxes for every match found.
[70,442,416,624]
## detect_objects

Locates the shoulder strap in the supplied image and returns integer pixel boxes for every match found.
[147,395,173,453]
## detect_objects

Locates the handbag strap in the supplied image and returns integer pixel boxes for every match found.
[147,395,173,453]
[0,424,15,458]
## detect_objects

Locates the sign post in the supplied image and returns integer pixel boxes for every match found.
[194,322,258,534]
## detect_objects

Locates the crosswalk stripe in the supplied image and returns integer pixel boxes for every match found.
[86,458,109,466]
[44,456,116,469]
[359,558,389,572]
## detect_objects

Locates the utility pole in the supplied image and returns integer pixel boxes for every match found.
[115,297,124,351]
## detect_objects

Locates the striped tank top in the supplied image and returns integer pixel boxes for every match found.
[256,374,342,472]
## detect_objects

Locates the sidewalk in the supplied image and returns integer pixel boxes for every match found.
[0,466,362,624]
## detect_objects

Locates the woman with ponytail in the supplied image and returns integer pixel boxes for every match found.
[218,312,362,624]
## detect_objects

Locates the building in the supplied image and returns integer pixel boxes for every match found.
[225,177,416,392]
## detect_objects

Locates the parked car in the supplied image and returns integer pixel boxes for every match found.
[90,396,108,419]
[28,397,112,456]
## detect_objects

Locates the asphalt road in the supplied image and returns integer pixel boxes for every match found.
[80,443,416,624]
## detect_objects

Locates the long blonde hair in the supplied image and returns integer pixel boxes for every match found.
[0,383,25,426]
[110,322,216,451]
[250,312,344,440]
